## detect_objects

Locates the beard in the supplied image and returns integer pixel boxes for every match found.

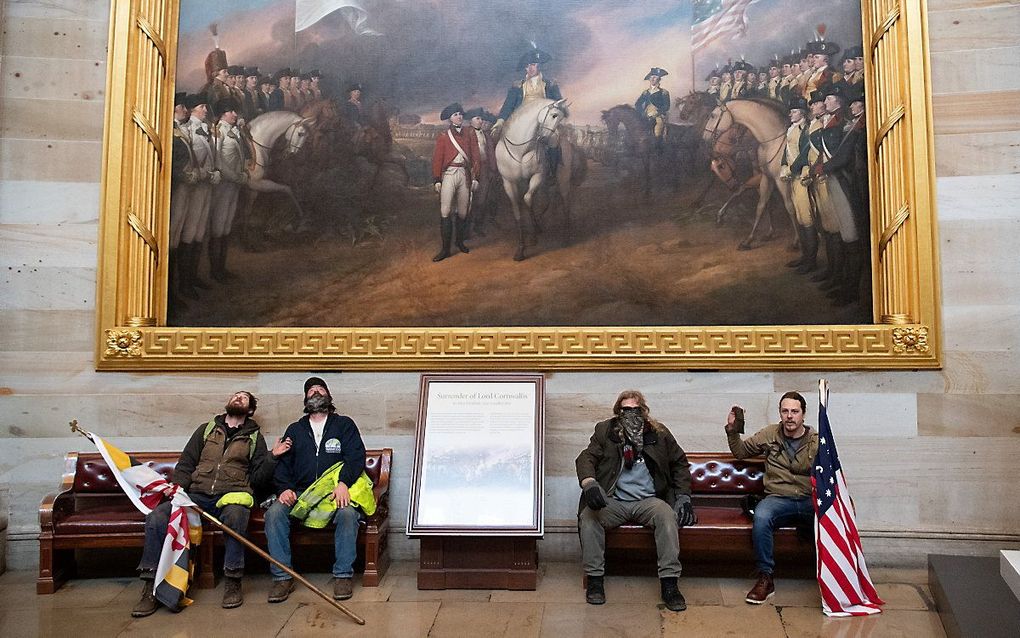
[304,393,332,414]
[224,401,248,417]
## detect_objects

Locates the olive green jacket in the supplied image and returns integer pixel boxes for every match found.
[727,423,818,498]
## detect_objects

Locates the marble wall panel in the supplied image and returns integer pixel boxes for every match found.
[0,139,101,181]
[0,180,100,224]
[0,265,95,309]
[917,393,1020,436]
[4,0,110,20]
[1,96,105,141]
[932,90,1020,135]
[0,309,93,351]
[2,16,109,59]
[942,305,1020,351]
[927,4,1020,52]
[936,174,1020,220]
[930,46,1020,94]
[934,130,1020,176]
[2,56,106,101]
[0,223,97,268]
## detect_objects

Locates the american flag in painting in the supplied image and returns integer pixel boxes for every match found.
[691,0,758,50]
[812,380,885,617]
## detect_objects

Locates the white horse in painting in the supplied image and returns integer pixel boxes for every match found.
[702,98,797,250]
[494,98,571,261]
[238,111,313,242]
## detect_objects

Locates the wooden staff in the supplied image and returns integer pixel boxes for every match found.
[69,420,365,626]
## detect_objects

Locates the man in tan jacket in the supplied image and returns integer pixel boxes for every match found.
[725,391,819,605]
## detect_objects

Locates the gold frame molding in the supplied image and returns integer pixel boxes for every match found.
[95,0,942,371]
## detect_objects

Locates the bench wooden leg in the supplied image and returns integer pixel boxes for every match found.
[194,539,216,589]
[37,538,73,594]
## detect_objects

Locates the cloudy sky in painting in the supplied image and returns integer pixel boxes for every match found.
[176,0,861,124]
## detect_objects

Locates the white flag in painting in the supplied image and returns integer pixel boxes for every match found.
[295,0,382,35]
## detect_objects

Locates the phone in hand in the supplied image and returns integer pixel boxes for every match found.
[731,406,745,434]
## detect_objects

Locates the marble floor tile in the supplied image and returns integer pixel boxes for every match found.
[429,602,544,638]
[279,601,440,637]
[0,607,134,637]
[717,576,821,608]
[2,576,134,610]
[119,600,299,637]
[661,604,786,635]
[539,602,665,638]
[875,583,933,611]
[869,566,930,584]
[386,575,494,602]
[779,607,946,638]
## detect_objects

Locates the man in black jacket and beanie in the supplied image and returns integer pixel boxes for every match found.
[265,376,367,603]
[132,390,284,616]
[575,390,696,612]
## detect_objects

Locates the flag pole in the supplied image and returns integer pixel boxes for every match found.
[69,421,366,626]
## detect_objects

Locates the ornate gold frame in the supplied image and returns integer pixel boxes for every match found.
[95,0,941,371]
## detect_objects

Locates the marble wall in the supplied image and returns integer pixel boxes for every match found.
[1,0,1019,571]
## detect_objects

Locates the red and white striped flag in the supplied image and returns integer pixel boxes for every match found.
[812,380,884,616]
[691,0,757,51]
[91,432,202,610]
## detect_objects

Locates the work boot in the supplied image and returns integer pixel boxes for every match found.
[267,578,295,603]
[585,575,606,605]
[660,577,687,612]
[455,216,471,254]
[745,572,775,604]
[221,576,243,609]
[131,579,159,618]
[432,217,453,262]
[333,576,353,601]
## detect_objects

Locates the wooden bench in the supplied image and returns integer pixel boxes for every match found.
[37,448,392,594]
[600,452,813,574]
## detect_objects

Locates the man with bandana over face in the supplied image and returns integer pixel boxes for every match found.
[264,377,368,604]
[575,390,695,612]
[132,391,285,617]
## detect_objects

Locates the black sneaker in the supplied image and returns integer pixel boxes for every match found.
[660,577,687,612]
[585,575,606,605]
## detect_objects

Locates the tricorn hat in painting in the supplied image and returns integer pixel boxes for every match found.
[644,67,668,80]
[440,103,465,121]
[214,97,242,115]
[518,46,552,69]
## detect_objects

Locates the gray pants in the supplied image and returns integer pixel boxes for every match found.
[579,497,681,578]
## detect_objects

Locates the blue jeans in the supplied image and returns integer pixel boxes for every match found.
[138,492,250,578]
[264,500,361,581]
[752,494,813,575]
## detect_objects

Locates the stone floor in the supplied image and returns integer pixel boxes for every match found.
[0,562,946,637]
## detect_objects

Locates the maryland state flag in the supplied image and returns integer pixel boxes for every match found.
[89,431,202,609]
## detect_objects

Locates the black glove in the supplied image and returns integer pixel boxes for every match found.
[582,482,608,510]
[675,499,697,527]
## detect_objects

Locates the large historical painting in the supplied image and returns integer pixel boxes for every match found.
[165,0,870,328]
[95,0,940,370]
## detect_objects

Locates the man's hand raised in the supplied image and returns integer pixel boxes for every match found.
[725,405,745,434]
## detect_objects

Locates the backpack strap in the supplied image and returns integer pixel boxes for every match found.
[203,418,258,460]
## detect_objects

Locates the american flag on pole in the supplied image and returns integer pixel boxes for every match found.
[691,0,758,51]
[90,432,202,610]
[812,381,884,617]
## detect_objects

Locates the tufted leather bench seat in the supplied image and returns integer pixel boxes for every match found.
[37,448,391,594]
[601,452,813,571]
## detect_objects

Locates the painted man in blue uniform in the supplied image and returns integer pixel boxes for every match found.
[635,67,670,152]
[493,46,564,175]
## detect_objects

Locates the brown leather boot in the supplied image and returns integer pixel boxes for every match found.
[131,579,159,617]
[267,578,294,603]
[333,576,353,600]
[745,572,775,604]
[222,576,243,609]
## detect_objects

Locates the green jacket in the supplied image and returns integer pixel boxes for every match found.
[575,417,692,514]
[727,423,818,498]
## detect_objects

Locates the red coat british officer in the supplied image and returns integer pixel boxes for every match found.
[431,103,479,262]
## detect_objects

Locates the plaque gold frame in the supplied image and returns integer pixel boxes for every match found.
[95,0,941,371]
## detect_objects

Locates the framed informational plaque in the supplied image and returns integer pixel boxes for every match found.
[407,373,545,536]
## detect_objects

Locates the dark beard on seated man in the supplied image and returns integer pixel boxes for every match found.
[304,394,333,414]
